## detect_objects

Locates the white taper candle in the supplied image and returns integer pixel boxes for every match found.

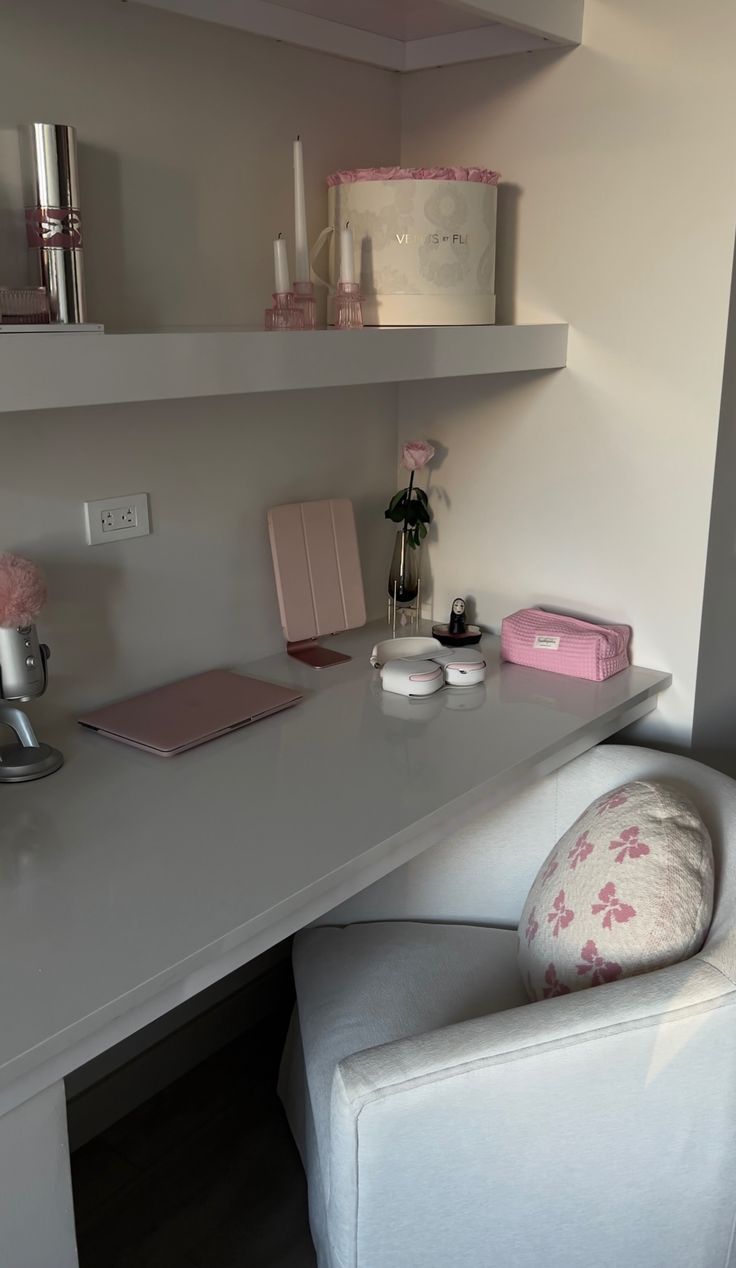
[339,221,355,285]
[273,234,290,294]
[293,136,309,282]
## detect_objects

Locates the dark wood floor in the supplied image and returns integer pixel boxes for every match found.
[71,1014,317,1268]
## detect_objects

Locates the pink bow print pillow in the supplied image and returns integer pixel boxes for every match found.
[518,780,714,1002]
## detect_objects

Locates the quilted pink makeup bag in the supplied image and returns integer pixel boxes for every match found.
[500,608,631,681]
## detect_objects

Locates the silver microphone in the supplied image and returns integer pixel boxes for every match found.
[0,624,48,702]
[0,554,62,782]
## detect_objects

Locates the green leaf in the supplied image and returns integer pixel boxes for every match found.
[384,482,431,536]
[384,490,408,521]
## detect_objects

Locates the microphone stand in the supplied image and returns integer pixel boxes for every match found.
[0,704,63,783]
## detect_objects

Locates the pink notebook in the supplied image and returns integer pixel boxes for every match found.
[78,669,302,756]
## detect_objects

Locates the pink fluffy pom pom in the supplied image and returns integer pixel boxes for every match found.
[0,553,47,628]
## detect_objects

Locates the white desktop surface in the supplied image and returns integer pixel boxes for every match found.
[0,622,670,1107]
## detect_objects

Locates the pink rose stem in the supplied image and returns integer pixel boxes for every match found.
[405,469,415,536]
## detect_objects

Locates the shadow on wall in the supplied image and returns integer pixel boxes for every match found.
[36,555,122,721]
[79,146,198,330]
[78,142,126,330]
[0,133,206,330]
[0,125,27,289]
[495,182,521,326]
[420,438,451,613]
[692,237,736,779]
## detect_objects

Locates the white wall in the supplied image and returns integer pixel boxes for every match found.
[0,389,396,724]
[0,0,401,726]
[399,0,736,745]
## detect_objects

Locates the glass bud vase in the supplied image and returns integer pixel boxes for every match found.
[388,529,420,605]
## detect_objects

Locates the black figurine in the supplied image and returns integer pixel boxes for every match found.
[432,596,482,647]
[449,597,467,636]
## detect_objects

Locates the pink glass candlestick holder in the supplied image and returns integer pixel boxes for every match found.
[265,292,304,331]
[334,281,363,330]
[293,280,318,330]
[0,286,50,324]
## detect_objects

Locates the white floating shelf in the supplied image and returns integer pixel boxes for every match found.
[131,0,583,70]
[0,325,568,413]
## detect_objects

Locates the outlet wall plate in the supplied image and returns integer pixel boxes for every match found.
[84,493,150,545]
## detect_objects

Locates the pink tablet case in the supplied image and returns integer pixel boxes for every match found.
[77,669,302,756]
[268,498,366,659]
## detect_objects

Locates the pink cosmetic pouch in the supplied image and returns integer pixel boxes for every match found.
[500,608,631,681]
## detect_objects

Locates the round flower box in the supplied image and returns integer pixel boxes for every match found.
[325,166,499,326]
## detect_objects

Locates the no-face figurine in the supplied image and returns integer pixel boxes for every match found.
[449,597,467,635]
[432,596,482,647]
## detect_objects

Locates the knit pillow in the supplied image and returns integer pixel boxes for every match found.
[517,780,714,1002]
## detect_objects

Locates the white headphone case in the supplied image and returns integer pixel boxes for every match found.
[433,648,487,686]
[370,636,443,668]
[380,657,444,697]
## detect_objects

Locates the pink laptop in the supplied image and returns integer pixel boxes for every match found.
[78,669,302,756]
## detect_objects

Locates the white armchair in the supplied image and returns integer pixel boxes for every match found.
[280,745,736,1268]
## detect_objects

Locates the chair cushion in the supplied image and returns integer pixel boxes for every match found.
[292,921,526,1190]
[518,780,714,1002]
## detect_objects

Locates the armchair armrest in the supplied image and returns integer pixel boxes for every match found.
[327,958,736,1268]
[337,957,728,1101]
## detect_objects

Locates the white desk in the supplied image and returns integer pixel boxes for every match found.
[0,623,670,1267]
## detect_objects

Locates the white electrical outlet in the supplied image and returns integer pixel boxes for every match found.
[84,493,151,545]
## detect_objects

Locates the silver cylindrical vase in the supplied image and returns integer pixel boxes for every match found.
[22,123,87,323]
